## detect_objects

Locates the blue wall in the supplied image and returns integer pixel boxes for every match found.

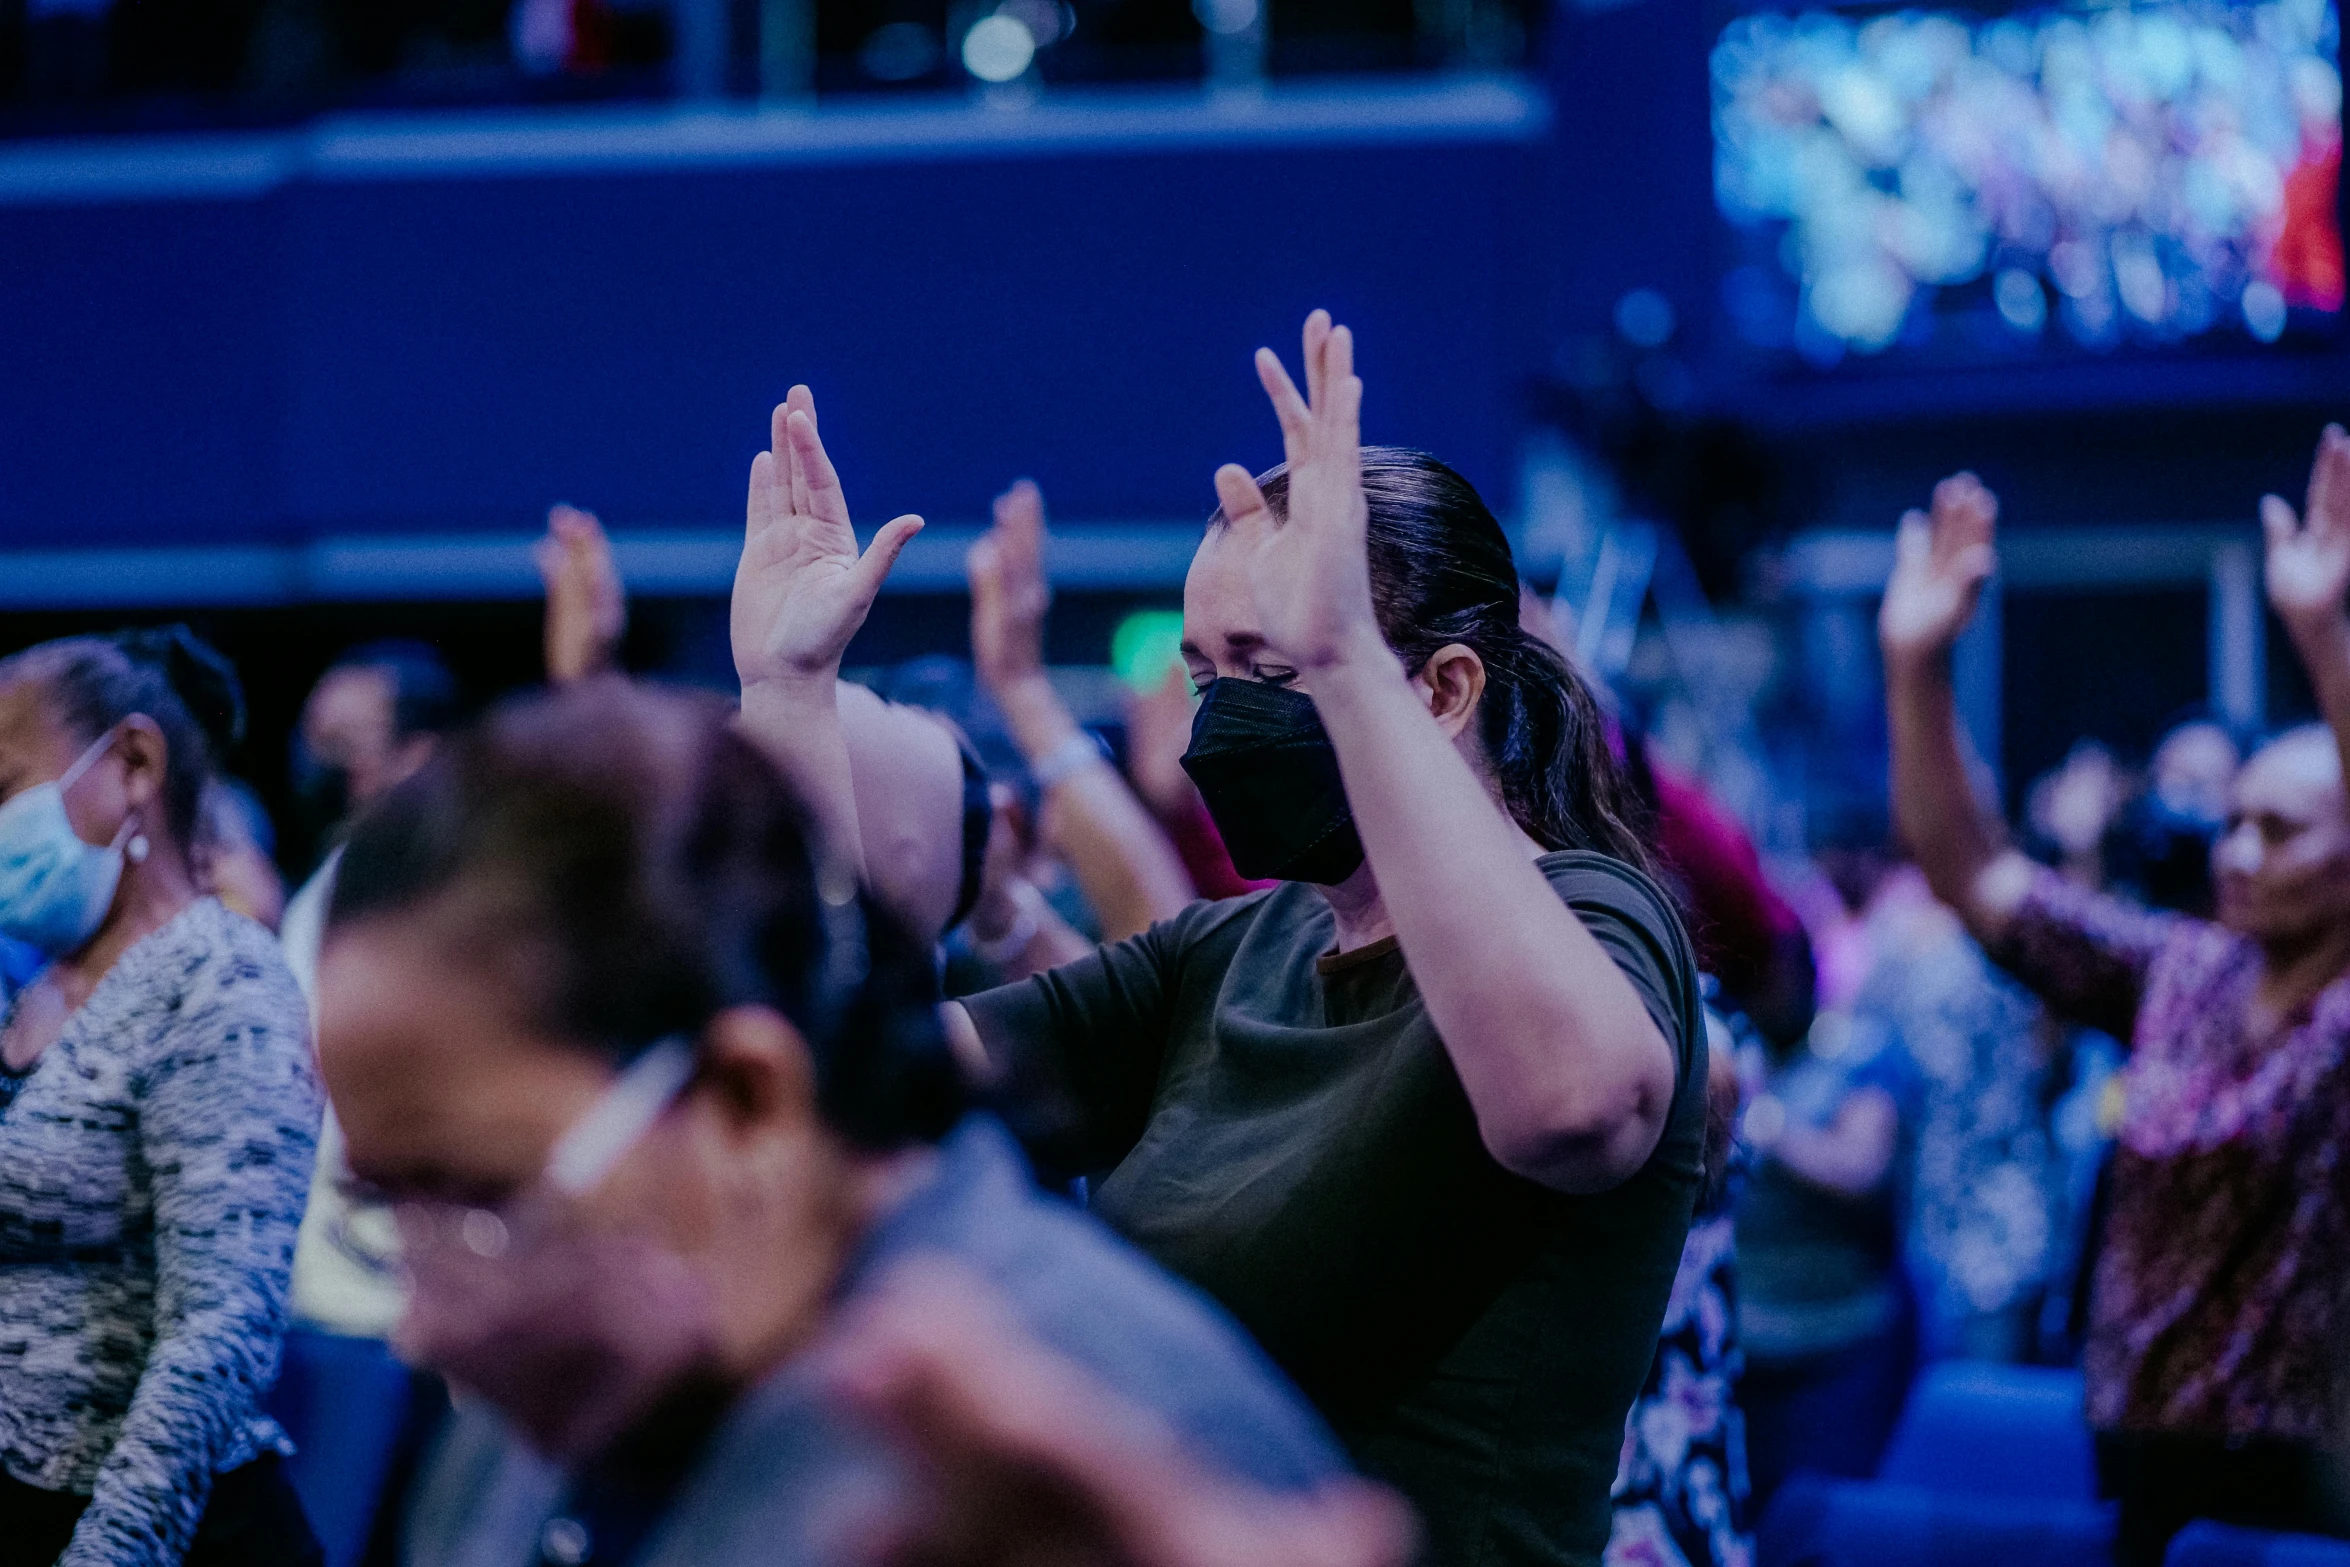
[0,82,1550,570]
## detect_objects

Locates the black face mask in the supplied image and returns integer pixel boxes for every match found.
[1180,678,1365,886]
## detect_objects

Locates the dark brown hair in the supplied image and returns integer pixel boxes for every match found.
[1230,447,1653,871]
[328,680,963,1150]
[0,625,245,853]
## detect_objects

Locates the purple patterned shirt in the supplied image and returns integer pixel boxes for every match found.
[1992,867,2350,1441]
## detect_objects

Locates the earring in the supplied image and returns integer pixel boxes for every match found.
[126,830,150,866]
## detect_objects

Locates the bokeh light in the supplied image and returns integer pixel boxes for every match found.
[962,13,1038,83]
[1714,0,2345,359]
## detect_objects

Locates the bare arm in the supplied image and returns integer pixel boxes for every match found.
[1225,313,1676,1195]
[2265,424,2350,784]
[961,789,1098,981]
[970,481,1196,941]
[537,504,627,685]
[730,386,923,883]
[1880,472,2037,943]
[1747,1084,1899,1199]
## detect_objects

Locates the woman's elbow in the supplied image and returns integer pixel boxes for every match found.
[1480,1072,1671,1195]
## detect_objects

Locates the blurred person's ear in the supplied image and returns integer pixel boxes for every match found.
[110,714,169,814]
[697,1005,819,1136]
[385,730,439,795]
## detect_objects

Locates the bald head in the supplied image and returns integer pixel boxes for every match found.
[2213,724,2350,945]
[839,683,971,949]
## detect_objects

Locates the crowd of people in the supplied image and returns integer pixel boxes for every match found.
[0,310,2346,1567]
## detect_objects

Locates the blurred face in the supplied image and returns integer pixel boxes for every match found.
[302,666,434,812]
[316,901,864,1457]
[2211,732,2350,946]
[0,680,159,853]
[2152,722,2241,823]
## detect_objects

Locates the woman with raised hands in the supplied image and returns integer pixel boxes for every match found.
[730,313,1708,1567]
[1879,436,2350,1567]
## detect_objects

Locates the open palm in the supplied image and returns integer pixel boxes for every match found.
[1879,472,1999,664]
[1215,311,1382,675]
[2263,423,2350,635]
[731,385,922,688]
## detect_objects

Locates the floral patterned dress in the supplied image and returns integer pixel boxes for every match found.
[1610,997,1753,1567]
[1607,1202,1749,1567]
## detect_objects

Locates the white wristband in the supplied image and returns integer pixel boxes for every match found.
[1029,731,1109,790]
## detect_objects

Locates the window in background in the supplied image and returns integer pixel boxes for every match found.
[1713,0,2345,366]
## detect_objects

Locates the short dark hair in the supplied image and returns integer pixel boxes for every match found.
[0,625,245,851]
[329,640,461,740]
[328,681,964,1150]
[1222,447,1653,872]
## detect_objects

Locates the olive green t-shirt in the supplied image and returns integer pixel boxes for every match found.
[963,851,1706,1567]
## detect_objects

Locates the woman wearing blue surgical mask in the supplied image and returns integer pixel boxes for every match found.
[0,627,322,1567]
[730,313,1708,1567]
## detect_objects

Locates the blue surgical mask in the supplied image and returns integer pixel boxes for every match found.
[0,731,131,958]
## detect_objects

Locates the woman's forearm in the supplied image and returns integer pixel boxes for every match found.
[1309,650,1675,1194]
[1759,1086,1898,1199]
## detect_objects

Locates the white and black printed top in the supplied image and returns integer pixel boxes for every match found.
[0,898,321,1567]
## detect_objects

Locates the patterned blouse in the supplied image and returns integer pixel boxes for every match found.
[1991,868,2350,1441]
[0,898,321,1567]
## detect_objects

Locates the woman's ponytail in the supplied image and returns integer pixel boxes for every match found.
[1479,625,1653,870]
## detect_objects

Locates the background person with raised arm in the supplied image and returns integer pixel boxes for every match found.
[1878,433,2350,1567]
[965,477,1198,946]
[730,312,1708,1567]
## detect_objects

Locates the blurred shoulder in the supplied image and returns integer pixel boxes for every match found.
[1158,883,1291,953]
[147,898,311,1050]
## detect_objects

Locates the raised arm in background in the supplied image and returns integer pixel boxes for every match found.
[536,504,628,685]
[1219,313,1676,1194]
[730,386,925,882]
[2262,424,2350,793]
[1878,472,2039,942]
[968,481,1196,941]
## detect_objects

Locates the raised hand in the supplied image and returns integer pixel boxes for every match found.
[535,503,627,685]
[730,385,924,691]
[1879,472,1999,667]
[967,480,1051,698]
[1216,311,1385,677]
[2262,424,2350,637]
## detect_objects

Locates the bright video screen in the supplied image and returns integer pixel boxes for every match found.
[1712,0,2344,365]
